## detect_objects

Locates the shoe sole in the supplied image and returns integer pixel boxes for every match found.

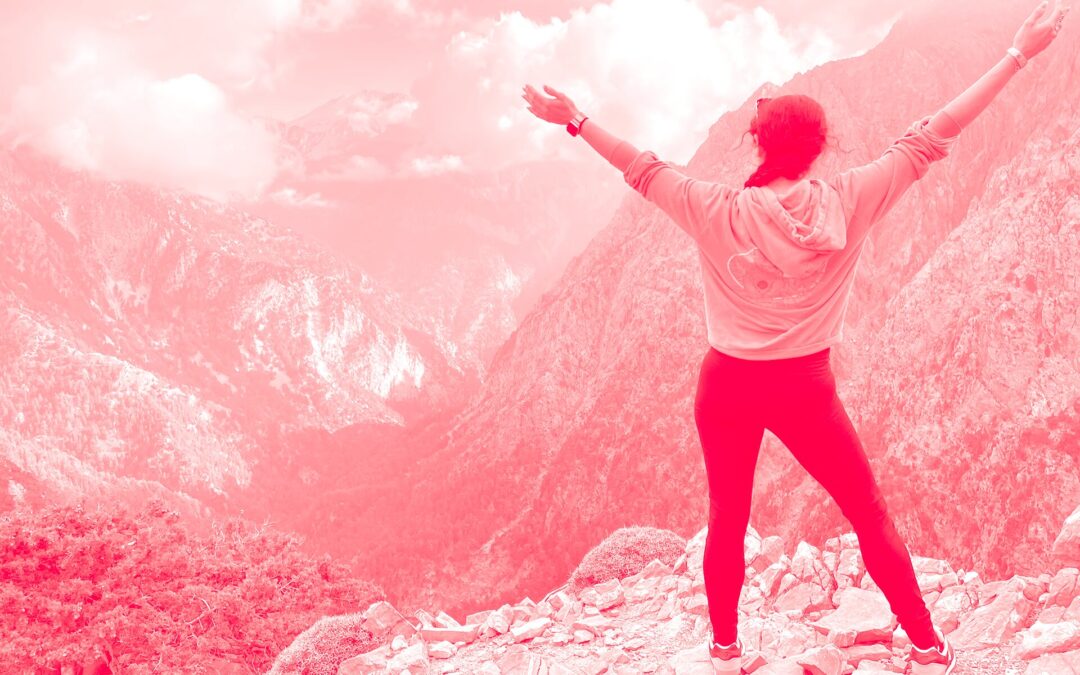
[709,657,742,674]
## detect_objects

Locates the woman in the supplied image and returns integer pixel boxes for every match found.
[523,2,1067,673]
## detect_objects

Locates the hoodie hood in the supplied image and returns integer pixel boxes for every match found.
[732,178,847,278]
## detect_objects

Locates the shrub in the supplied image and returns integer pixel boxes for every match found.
[567,525,686,595]
[0,499,384,674]
[266,612,375,675]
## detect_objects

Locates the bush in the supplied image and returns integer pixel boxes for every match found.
[0,499,385,674]
[567,525,686,595]
[266,612,375,675]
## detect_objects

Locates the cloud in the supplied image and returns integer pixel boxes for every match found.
[409,155,464,175]
[8,44,281,201]
[335,94,419,136]
[268,186,335,207]
[407,0,897,169]
[310,154,390,181]
[295,0,448,31]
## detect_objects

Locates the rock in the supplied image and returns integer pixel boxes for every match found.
[581,579,625,611]
[928,584,977,634]
[756,561,788,597]
[433,610,460,628]
[1024,647,1080,674]
[810,587,895,644]
[362,601,418,641]
[682,593,710,617]
[751,657,808,674]
[790,541,823,582]
[842,643,893,666]
[826,628,857,648]
[388,642,429,673]
[1012,620,1080,659]
[339,641,429,675]
[686,528,708,577]
[1048,568,1080,607]
[1066,594,1080,622]
[949,579,1037,649]
[337,645,391,675]
[496,647,576,674]
[745,529,763,569]
[427,641,456,659]
[1052,506,1080,566]
[668,643,717,675]
[510,617,553,642]
[573,614,612,637]
[836,548,864,581]
[1038,605,1067,624]
[910,556,953,577]
[756,536,786,570]
[673,552,688,575]
[419,624,479,643]
[795,643,846,675]
[657,592,678,620]
[773,580,832,616]
[624,637,647,650]
[483,605,513,635]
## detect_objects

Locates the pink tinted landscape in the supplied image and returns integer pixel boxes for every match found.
[1,0,1079,673]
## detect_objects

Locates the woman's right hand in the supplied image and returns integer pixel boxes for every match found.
[1013,0,1070,60]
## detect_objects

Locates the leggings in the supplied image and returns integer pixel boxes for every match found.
[693,345,937,650]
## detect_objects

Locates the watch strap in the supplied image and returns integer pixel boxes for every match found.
[567,113,588,137]
[1007,46,1028,70]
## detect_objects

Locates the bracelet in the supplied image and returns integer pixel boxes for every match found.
[1006,46,1027,70]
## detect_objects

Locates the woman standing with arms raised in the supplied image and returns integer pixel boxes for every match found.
[523,2,1068,672]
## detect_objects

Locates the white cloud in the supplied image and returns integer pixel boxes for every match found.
[292,0,447,31]
[409,0,888,169]
[268,186,335,207]
[311,154,390,181]
[344,96,419,135]
[9,45,280,202]
[410,154,464,175]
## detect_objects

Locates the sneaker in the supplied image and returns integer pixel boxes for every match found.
[909,625,957,675]
[708,635,743,674]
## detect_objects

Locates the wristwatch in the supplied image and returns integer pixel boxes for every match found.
[1006,46,1028,70]
[567,112,588,137]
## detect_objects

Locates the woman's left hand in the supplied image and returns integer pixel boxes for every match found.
[522,83,581,125]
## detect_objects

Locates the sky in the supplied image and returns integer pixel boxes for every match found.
[0,0,920,202]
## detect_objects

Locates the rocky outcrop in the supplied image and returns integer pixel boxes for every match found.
[279,505,1080,674]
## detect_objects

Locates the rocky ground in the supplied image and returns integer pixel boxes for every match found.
[271,506,1080,674]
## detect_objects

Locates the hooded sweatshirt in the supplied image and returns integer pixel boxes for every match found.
[622,113,961,360]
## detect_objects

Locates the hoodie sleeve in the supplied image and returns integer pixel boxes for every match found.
[623,149,734,244]
[830,114,960,239]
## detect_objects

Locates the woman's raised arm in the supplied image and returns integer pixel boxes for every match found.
[931,0,1068,135]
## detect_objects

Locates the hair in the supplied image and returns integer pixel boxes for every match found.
[728,94,850,189]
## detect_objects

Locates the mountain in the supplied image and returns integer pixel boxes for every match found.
[0,141,478,519]
[250,89,626,360]
[271,506,1080,674]
[293,0,1080,623]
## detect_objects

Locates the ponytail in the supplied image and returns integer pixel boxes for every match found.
[737,94,830,189]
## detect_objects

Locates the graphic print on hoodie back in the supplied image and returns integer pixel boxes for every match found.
[622,114,960,360]
[725,178,847,308]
